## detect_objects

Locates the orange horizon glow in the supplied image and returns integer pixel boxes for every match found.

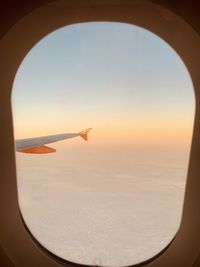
[13,121,194,148]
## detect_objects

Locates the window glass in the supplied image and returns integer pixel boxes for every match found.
[12,22,194,267]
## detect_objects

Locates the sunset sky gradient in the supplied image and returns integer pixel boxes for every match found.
[12,22,194,147]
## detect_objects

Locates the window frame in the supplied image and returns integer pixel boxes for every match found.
[0,0,200,266]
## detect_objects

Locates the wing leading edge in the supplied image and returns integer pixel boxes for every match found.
[15,128,92,154]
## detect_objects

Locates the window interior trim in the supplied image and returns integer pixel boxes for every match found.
[0,0,200,267]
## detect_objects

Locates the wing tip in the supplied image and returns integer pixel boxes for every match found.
[79,128,92,141]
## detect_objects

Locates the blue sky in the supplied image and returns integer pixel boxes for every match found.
[12,22,194,146]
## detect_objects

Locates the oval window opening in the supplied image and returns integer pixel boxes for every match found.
[12,22,195,267]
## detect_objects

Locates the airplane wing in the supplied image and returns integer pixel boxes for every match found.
[15,128,92,154]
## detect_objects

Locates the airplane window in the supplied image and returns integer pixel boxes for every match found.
[12,22,194,267]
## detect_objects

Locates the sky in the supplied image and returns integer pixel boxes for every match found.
[12,22,195,148]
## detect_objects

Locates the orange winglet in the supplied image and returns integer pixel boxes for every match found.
[17,146,56,154]
[80,128,92,141]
